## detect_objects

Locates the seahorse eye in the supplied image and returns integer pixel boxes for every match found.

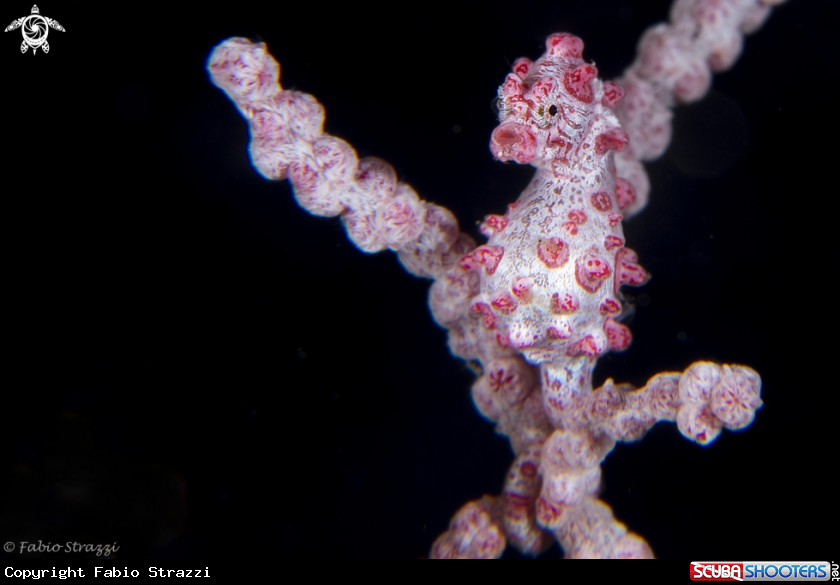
[548,104,558,116]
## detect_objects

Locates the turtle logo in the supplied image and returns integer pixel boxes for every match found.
[4,5,65,54]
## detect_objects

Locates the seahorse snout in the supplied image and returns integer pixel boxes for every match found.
[490,122,537,164]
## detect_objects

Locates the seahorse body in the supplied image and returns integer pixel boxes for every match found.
[472,34,647,428]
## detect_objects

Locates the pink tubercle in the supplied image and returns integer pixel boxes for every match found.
[590,192,613,212]
[512,57,533,78]
[511,276,534,302]
[562,221,579,236]
[479,214,508,237]
[615,251,649,289]
[491,291,518,315]
[490,123,538,164]
[502,74,525,97]
[599,297,621,316]
[604,318,632,351]
[546,33,585,60]
[507,322,542,350]
[594,128,629,155]
[615,178,637,209]
[575,255,612,293]
[563,64,597,104]
[604,235,624,252]
[547,320,572,340]
[531,77,556,99]
[460,245,504,275]
[567,209,587,224]
[551,292,579,314]
[566,335,606,357]
[537,237,570,268]
[601,80,625,109]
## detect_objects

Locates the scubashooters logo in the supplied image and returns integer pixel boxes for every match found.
[690,561,832,581]
[4,5,65,54]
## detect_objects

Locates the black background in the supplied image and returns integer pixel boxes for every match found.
[1,0,836,559]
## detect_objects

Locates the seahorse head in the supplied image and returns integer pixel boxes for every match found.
[490,33,628,169]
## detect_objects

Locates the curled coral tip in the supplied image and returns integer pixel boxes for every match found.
[711,365,762,430]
